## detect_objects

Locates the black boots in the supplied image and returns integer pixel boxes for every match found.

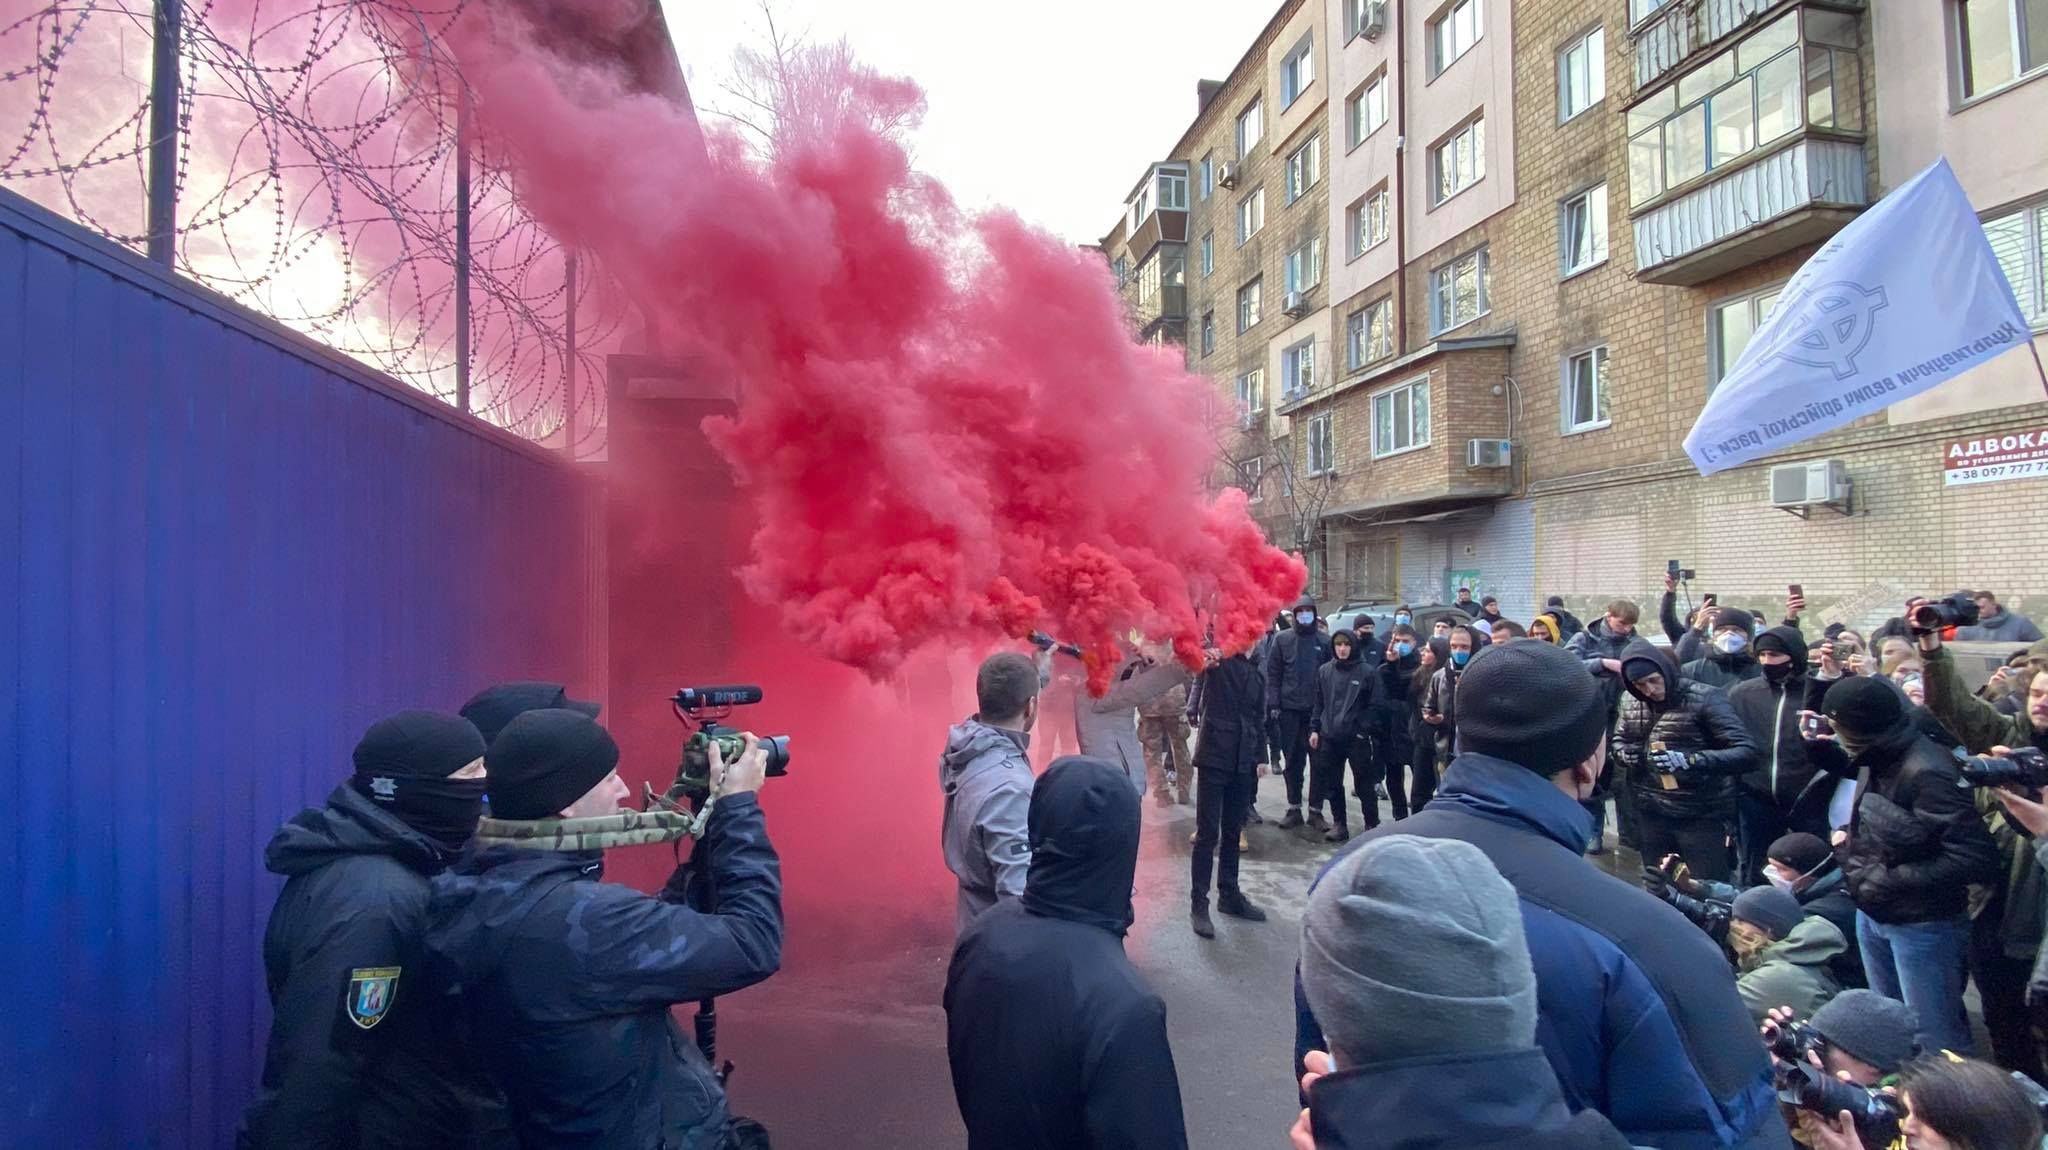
[1190,900,1216,938]
[1279,806,1304,829]
[1216,890,1268,922]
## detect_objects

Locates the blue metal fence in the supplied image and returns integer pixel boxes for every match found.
[0,185,606,1148]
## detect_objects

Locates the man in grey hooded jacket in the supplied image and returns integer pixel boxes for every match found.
[940,652,1043,936]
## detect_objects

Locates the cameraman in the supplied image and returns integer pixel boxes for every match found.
[427,711,782,1149]
[1917,612,2048,1083]
[1815,678,1998,1057]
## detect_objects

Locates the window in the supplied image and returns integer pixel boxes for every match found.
[1282,338,1317,399]
[1285,237,1325,295]
[1625,11,1831,206]
[1349,297,1394,367]
[1282,33,1316,107]
[1237,98,1264,157]
[1563,347,1610,432]
[1241,455,1265,502]
[1200,154,1214,200]
[1630,0,1670,24]
[1347,73,1389,148]
[1372,377,1431,457]
[1236,369,1265,428]
[1238,278,1264,333]
[1561,183,1609,276]
[1285,135,1322,204]
[1959,0,2048,98]
[1200,232,1214,277]
[1347,538,1398,600]
[1431,118,1486,204]
[1558,26,1606,121]
[1200,311,1216,356]
[1112,255,1131,285]
[1429,247,1489,333]
[1237,187,1266,244]
[1985,198,2048,329]
[1307,413,1336,474]
[1430,0,1484,76]
[1709,283,1786,386]
[1346,186,1391,259]
[1346,0,1383,41]
[1158,169,1188,210]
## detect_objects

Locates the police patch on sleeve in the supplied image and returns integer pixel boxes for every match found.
[346,967,401,1030]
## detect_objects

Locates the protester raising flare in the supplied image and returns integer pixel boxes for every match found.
[1612,639,1760,883]
[1292,836,1631,1150]
[1815,676,1999,1057]
[1187,648,1271,939]
[1297,640,1790,1150]
[945,757,1189,1150]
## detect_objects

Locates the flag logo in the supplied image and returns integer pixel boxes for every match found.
[1758,282,1888,379]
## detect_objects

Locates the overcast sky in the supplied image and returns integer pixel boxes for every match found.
[657,1,1278,245]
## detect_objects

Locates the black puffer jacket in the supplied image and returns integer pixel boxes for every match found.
[1726,628,1828,821]
[238,785,507,1150]
[1684,647,1762,692]
[1833,721,2001,925]
[1614,641,1760,820]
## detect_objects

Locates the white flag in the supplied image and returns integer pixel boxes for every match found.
[1684,158,2033,475]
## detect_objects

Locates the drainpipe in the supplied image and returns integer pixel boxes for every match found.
[1393,0,1409,355]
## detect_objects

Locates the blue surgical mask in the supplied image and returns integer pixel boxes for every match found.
[1395,642,1414,657]
[1395,614,1412,626]
[1296,610,1316,627]
[1451,649,1471,668]
[1716,632,1749,655]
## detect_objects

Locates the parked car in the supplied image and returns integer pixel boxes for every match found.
[1327,602,1474,654]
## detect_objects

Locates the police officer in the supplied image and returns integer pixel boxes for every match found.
[238,710,506,1149]
[427,708,784,1149]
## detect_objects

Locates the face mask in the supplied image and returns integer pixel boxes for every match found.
[1450,649,1471,668]
[1762,660,1794,686]
[361,773,487,851]
[1296,611,1316,627]
[1716,632,1749,655]
[1395,642,1413,657]
[1395,614,1411,626]
[1766,870,1797,894]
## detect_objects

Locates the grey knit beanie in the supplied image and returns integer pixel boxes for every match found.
[1731,886,1804,940]
[1301,835,1536,1069]
[1810,990,1921,1073]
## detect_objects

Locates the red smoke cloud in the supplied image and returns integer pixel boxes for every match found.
[418,3,1303,693]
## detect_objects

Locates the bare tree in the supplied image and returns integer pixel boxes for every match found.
[1201,386,1335,597]
[707,2,924,160]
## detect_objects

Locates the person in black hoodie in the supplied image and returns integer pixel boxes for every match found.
[427,709,783,1149]
[1727,626,1831,885]
[1187,650,1271,937]
[1372,625,1423,819]
[1684,608,1763,692]
[1310,630,1379,843]
[238,710,507,1150]
[1614,639,1759,882]
[1293,834,1632,1150]
[1269,595,1335,829]
[946,756,1189,1150]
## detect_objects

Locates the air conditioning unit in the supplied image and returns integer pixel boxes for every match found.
[1283,290,1309,317]
[1769,459,1851,512]
[1467,438,1512,469]
[1217,161,1240,188]
[1362,0,1387,38]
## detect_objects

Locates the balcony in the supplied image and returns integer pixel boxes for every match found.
[1633,136,1866,285]
[1131,284,1188,334]
[1632,0,1812,93]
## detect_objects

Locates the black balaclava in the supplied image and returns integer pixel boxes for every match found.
[1023,757,1141,935]
[350,710,489,850]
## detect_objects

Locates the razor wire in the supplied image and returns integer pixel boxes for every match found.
[0,0,620,456]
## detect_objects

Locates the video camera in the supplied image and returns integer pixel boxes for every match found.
[1911,592,1981,634]
[1765,1021,1905,1143]
[1955,745,2048,790]
[667,685,790,804]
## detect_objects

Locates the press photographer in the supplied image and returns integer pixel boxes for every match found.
[1761,991,1918,1148]
[1644,855,1847,1023]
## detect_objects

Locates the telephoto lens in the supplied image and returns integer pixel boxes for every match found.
[1954,746,2048,790]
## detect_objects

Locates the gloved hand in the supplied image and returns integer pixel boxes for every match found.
[1641,865,1672,900]
[1652,749,1690,773]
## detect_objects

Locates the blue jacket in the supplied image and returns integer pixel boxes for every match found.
[1296,754,1789,1150]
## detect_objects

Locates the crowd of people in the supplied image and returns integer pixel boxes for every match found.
[938,582,2048,1150]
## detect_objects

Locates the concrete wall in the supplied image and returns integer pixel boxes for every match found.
[1405,0,1518,257]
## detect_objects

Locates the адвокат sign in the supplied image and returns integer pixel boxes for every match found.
[1943,430,2048,487]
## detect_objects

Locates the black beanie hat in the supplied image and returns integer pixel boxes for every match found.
[485,709,621,820]
[1768,832,1831,875]
[1824,675,1908,739]
[461,681,601,745]
[1713,607,1757,635]
[353,710,486,780]
[1810,990,1920,1073]
[1731,886,1803,939]
[1455,641,1608,777]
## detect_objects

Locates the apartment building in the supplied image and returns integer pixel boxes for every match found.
[1105,0,2048,629]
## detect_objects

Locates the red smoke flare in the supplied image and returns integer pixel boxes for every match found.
[418,4,1303,693]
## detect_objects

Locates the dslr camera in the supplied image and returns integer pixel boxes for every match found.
[1955,745,2048,790]
[1911,592,1981,634]
[667,686,791,804]
[1767,1021,1905,1144]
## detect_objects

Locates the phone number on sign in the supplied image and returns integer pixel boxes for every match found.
[1944,458,2048,486]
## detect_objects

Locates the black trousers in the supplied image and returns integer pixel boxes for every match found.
[1275,709,1312,808]
[1410,728,1443,812]
[1973,907,2048,1085]
[1636,807,1735,882]
[1191,767,1256,903]
[1310,734,1377,831]
[1376,723,1411,820]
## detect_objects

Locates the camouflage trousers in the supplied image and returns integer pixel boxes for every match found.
[1138,716,1192,798]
